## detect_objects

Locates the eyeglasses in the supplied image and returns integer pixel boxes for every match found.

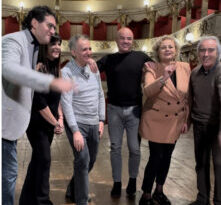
[45,22,56,31]
[199,48,216,53]
[159,45,175,50]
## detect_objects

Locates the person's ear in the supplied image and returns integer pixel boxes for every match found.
[71,49,76,58]
[31,18,38,29]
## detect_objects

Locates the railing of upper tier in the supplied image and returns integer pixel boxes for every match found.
[60,11,221,63]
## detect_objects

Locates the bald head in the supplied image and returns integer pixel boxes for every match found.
[116,27,134,53]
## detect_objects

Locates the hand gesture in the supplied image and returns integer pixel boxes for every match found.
[163,62,176,80]
[50,78,74,93]
[73,131,84,151]
[181,123,188,134]
[99,121,104,139]
[54,119,64,135]
[36,63,49,73]
[87,58,98,73]
[143,61,156,73]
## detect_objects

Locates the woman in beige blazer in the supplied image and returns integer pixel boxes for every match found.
[139,36,191,205]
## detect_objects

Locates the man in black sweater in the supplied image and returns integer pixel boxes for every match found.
[189,36,221,205]
[97,27,152,198]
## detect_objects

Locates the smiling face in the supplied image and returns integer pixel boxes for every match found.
[31,15,56,44]
[198,39,218,70]
[116,28,134,53]
[158,39,176,63]
[71,38,92,67]
[47,40,61,60]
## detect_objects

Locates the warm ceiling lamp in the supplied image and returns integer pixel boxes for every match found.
[186,32,194,42]
[117,5,122,10]
[19,1,24,9]
[87,6,91,12]
[144,0,150,6]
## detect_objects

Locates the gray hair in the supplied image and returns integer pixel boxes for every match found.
[152,35,180,62]
[197,35,221,61]
[68,34,89,51]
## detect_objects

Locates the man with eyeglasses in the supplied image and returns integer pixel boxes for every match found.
[189,36,221,205]
[2,6,73,205]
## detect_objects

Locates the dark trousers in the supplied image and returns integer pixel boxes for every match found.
[141,141,175,193]
[19,126,54,205]
[64,121,99,205]
[193,121,221,205]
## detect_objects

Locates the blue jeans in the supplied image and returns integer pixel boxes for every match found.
[107,104,141,182]
[2,139,18,205]
[64,122,99,205]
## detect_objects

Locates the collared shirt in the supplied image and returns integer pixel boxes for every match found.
[70,58,90,80]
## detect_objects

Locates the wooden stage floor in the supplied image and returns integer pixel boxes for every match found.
[15,126,215,205]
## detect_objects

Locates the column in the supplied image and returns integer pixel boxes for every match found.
[172,3,179,33]
[201,0,208,18]
[89,14,94,40]
[185,0,192,26]
[56,11,60,34]
[148,10,156,38]
[18,9,24,30]
[55,0,61,33]
[120,14,127,27]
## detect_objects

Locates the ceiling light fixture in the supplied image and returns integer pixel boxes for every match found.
[19,1,24,9]
[186,32,194,42]
[87,6,91,13]
[144,0,150,7]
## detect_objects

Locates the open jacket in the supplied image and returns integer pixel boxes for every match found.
[139,61,191,144]
[2,29,54,141]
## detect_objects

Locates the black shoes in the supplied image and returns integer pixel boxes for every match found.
[139,194,155,205]
[126,178,136,197]
[65,181,75,203]
[65,180,91,203]
[111,179,136,198]
[152,191,171,205]
[111,182,122,198]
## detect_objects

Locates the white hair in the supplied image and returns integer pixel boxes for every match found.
[197,35,221,61]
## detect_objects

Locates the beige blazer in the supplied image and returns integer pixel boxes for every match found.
[139,61,191,144]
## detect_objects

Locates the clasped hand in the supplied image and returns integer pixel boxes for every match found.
[54,119,64,135]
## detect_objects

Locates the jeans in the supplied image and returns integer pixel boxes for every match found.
[64,121,99,205]
[107,104,141,182]
[141,141,175,193]
[2,139,18,205]
[193,121,221,205]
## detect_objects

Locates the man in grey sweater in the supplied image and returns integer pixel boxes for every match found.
[61,34,105,205]
[189,36,221,205]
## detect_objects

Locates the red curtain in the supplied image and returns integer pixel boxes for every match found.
[59,21,71,40]
[128,20,147,39]
[82,22,90,36]
[94,21,107,40]
[4,16,19,34]
[180,16,186,29]
[154,16,172,37]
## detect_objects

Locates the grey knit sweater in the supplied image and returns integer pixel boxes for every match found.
[61,58,105,133]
